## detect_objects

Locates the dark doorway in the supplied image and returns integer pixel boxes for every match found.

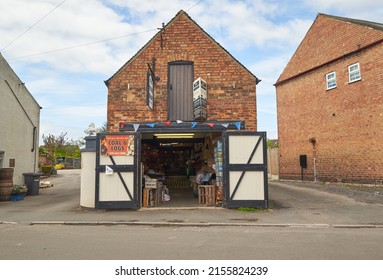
[141,132,218,208]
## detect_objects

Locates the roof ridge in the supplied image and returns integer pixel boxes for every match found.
[0,52,41,108]
[105,10,187,85]
[105,10,259,85]
[318,13,383,31]
[178,10,259,82]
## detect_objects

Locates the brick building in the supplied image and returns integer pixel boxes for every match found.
[105,10,259,131]
[93,10,268,209]
[275,14,383,183]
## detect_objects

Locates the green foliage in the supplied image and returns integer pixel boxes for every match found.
[12,185,28,194]
[42,132,68,164]
[238,207,258,212]
[267,139,279,148]
[40,132,81,167]
[56,145,80,158]
[41,166,52,175]
[237,207,268,213]
[39,146,47,155]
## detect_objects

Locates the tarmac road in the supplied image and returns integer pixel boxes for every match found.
[1,170,383,260]
[268,181,383,226]
[1,223,383,260]
[1,169,383,226]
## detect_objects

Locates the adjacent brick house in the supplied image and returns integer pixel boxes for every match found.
[105,10,260,131]
[275,14,383,183]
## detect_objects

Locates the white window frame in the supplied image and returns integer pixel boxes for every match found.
[0,151,4,168]
[326,71,337,90]
[348,63,361,83]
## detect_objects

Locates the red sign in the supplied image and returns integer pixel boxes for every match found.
[101,135,134,156]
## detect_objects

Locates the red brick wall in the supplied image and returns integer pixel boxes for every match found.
[277,15,383,83]
[277,40,383,183]
[107,12,257,132]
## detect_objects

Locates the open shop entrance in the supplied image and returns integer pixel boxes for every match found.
[140,132,223,208]
[93,128,267,210]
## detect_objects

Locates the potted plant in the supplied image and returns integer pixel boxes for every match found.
[10,185,28,201]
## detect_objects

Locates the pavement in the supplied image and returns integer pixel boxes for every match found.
[1,169,383,228]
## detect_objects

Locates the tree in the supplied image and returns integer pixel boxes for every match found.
[40,132,82,171]
[41,132,69,165]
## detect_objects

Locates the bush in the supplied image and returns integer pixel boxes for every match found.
[41,166,52,175]
[12,185,28,194]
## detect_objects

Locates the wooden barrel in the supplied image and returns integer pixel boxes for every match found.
[0,168,14,201]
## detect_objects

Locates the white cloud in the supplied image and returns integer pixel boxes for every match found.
[304,0,383,22]
[305,0,382,10]
[191,0,311,50]
[0,1,317,75]
[1,0,382,142]
[251,55,292,94]
[1,0,156,74]
[40,104,106,141]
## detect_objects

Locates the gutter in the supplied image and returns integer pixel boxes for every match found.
[5,79,38,154]
[275,37,383,87]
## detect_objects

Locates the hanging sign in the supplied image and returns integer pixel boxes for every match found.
[101,135,134,156]
[146,72,154,110]
[146,58,158,110]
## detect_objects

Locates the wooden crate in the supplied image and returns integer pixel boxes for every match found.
[198,185,215,206]
[143,186,164,207]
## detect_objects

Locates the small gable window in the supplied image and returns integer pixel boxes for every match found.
[348,63,361,83]
[326,72,336,90]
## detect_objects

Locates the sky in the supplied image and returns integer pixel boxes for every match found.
[1,0,382,144]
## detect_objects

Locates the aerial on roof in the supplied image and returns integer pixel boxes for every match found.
[105,10,259,86]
